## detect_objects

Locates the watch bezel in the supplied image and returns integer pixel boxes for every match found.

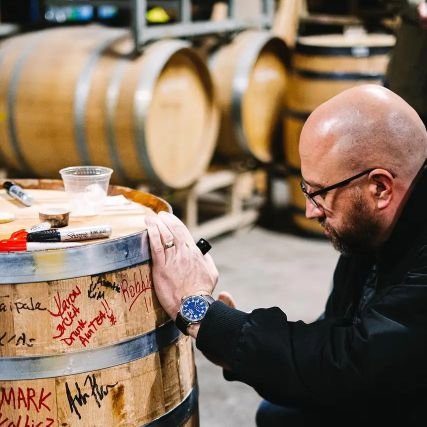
[180,295,211,323]
[175,294,215,335]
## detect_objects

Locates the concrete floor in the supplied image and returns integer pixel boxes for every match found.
[193,186,339,427]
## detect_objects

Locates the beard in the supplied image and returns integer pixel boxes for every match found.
[319,191,382,255]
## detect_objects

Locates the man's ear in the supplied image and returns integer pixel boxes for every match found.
[368,170,394,210]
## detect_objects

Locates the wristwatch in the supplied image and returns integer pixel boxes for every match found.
[175,294,215,335]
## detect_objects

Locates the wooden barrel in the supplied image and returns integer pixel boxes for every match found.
[284,32,395,235]
[0,179,199,426]
[0,25,218,190]
[209,30,288,163]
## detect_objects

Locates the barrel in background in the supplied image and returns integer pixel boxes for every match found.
[209,30,288,164]
[283,32,395,235]
[0,25,219,190]
[0,180,198,426]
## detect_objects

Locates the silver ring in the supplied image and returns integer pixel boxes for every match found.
[164,240,175,249]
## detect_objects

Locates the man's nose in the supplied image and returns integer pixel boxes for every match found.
[305,199,324,220]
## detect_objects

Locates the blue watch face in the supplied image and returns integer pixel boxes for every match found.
[181,296,209,322]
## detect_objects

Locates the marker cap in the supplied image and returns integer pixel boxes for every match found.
[0,239,26,252]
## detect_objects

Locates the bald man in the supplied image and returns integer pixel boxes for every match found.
[146,85,427,426]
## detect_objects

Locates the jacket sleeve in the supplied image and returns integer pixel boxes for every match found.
[196,264,427,407]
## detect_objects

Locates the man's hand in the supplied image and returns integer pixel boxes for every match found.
[418,1,427,30]
[145,212,219,320]
[217,291,237,309]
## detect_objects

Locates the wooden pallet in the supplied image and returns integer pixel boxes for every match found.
[166,168,266,240]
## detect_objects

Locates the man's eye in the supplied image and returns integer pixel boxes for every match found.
[312,189,326,202]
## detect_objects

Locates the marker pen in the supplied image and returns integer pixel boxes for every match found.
[27,225,112,242]
[8,222,52,242]
[3,181,33,207]
[0,240,83,252]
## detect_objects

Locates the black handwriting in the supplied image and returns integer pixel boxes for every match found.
[65,374,118,419]
[88,276,120,300]
[14,297,47,314]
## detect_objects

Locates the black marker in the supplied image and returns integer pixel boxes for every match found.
[3,181,33,207]
[27,225,112,242]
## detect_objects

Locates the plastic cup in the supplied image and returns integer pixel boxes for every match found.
[59,166,113,216]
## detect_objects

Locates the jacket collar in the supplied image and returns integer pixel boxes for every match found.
[376,160,427,283]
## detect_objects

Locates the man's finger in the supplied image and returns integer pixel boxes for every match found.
[159,212,195,248]
[145,215,166,266]
[153,214,177,263]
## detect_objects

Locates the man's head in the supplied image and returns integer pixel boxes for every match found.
[299,84,427,254]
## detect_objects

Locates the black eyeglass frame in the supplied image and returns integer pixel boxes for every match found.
[300,168,377,208]
[301,158,427,209]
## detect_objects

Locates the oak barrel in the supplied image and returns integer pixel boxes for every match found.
[0,179,198,426]
[209,30,288,163]
[0,25,218,190]
[284,32,395,235]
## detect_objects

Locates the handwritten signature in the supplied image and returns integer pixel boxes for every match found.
[121,269,152,311]
[65,374,118,420]
[48,286,82,340]
[88,276,121,301]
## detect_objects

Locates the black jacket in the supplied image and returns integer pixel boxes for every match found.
[196,167,427,425]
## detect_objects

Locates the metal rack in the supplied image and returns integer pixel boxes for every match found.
[45,0,275,51]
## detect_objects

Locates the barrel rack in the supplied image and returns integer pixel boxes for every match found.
[44,0,276,51]
[139,166,267,240]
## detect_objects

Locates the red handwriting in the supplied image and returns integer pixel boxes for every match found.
[60,300,116,347]
[0,387,51,413]
[0,413,54,427]
[49,284,118,348]
[48,286,82,340]
[121,269,152,311]
[0,387,54,425]
[60,319,87,346]
[48,286,81,318]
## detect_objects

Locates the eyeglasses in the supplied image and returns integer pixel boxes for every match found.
[300,168,376,209]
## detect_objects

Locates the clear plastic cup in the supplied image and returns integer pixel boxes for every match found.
[59,166,113,216]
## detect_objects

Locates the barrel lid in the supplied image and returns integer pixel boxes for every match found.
[0,182,169,283]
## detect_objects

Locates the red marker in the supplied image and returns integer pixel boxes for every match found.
[0,223,109,252]
[7,222,51,242]
[0,239,26,251]
[0,240,82,252]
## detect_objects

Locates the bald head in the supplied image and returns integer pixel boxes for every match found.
[300,85,427,182]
